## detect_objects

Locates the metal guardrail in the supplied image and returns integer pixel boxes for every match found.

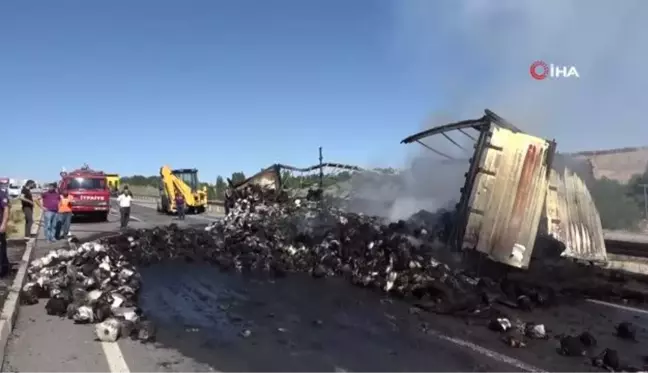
[132,194,224,205]
[130,194,225,214]
[601,231,648,259]
[603,230,648,244]
[605,239,648,258]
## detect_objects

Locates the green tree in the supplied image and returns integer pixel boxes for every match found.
[231,172,246,184]
[590,177,643,230]
[215,176,226,199]
[120,175,159,187]
[198,182,217,200]
[277,168,354,190]
[372,167,398,175]
[626,166,648,211]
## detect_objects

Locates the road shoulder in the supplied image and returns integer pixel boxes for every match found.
[0,209,43,370]
[2,220,112,373]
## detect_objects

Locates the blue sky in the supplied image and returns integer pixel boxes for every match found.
[2,0,646,183]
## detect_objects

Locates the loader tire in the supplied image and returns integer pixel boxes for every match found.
[160,195,170,214]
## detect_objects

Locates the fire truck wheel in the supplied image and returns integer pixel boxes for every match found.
[100,212,110,222]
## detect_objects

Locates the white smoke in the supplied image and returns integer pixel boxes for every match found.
[389,0,648,146]
[346,122,472,221]
[347,0,648,221]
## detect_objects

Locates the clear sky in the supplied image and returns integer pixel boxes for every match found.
[2,0,646,183]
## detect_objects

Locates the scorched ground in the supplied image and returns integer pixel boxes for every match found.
[17,185,648,372]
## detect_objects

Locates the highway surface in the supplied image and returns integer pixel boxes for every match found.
[2,202,648,372]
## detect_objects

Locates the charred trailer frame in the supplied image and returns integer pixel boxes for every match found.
[232,162,366,194]
[230,164,284,193]
[401,109,559,268]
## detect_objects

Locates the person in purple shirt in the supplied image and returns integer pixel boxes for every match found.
[39,183,60,242]
[175,191,185,220]
[0,189,10,277]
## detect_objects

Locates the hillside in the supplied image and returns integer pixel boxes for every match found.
[568,146,648,184]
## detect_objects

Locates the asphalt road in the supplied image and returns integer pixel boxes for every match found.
[3,202,648,372]
[2,202,221,373]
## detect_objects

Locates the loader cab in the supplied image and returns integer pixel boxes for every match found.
[157,166,208,214]
[172,169,199,192]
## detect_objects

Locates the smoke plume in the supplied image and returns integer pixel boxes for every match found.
[346,0,648,221]
[346,122,474,221]
[390,0,648,144]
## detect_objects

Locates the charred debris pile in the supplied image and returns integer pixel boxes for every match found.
[19,184,648,368]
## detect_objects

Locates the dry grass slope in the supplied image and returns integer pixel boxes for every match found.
[125,185,158,197]
[569,146,648,184]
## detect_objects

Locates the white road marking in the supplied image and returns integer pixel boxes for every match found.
[109,208,142,222]
[426,329,546,372]
[101,341,131,373]
[587,299,648,315]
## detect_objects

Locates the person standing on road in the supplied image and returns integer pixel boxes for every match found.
[57,190,73,239]
[175,191,186,220]
[224,187,232,215]
[19,180,39,240]
[0,188,10,277]
[117,186,133,229]
[39,183,60,243]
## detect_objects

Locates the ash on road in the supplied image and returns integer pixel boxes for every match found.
[4,202,648,372]
[137,262,648,372]
[139,263,516,372]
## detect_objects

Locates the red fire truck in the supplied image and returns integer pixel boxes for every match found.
[58,165,111,221]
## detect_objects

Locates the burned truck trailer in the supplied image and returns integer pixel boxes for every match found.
[230,163,366,193]
[401,109,607,269]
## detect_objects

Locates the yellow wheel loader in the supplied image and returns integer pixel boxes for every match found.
[157,165,208,214]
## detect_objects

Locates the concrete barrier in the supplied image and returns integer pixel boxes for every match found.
[605,254,648,276]
[131,194,225,214]
[603,229,648,244]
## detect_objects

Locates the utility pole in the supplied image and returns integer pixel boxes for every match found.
[639,183,648,220]
[320,146,322,191]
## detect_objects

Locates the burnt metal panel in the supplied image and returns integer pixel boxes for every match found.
[399,108,519,145]
[400,109,607,269]
[400,118,486,144]
[277,163,365,173]
[233,166,280,191]
[451,122,491,250]
[233,162,368,192]
[462,124,553,268]
[545,168,607,262]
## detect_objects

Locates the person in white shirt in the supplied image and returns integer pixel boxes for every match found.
[117,186,133,229]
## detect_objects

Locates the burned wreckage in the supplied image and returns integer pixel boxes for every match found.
[18,110,643,368]
[400,109,607,268]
